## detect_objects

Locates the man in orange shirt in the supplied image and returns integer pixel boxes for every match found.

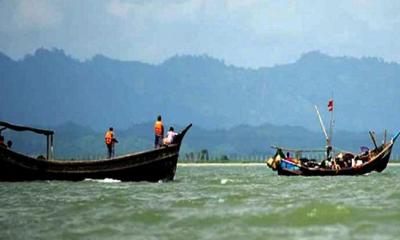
[105,127,118,158]
[154,115,164,148]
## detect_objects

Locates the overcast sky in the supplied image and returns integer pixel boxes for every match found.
[0,0,399,68]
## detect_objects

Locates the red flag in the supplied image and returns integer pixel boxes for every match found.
[328,99,334,112]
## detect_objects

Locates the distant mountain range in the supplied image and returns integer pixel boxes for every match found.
[1,48,399,133]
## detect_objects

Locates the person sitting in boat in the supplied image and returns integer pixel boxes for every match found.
[320,159,331,169]
[6,140,12,149]
[105,127,118,158]
[163,127,178,145]
[0,136,6,148]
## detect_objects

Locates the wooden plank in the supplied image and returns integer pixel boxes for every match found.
[369,131,378,149]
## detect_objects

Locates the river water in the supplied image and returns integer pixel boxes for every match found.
[0,165,399,240]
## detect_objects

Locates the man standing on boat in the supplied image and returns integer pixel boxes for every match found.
[105,127,118,158]
[154,115,164,148]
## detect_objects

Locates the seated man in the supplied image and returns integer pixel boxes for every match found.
[6,140,12,149]
[163,127,178,145]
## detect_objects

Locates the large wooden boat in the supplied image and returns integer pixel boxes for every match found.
[0,121,192,182]
[266,131,399,176]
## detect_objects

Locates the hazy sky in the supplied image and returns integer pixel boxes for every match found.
[0,0,399,68]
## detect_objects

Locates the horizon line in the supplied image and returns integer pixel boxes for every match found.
[1,47,397,70]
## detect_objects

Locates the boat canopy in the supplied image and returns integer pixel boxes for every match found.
[0,121,54,136]
[0,121,55,159]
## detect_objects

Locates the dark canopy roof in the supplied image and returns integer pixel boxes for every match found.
[0,121,54,136]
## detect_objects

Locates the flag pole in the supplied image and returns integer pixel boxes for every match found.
[328,95,334,149]
[327,96,335,162]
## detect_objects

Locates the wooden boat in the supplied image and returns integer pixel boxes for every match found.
[0,121,192,182]
[266,131,399,176]
[267,99,399,176]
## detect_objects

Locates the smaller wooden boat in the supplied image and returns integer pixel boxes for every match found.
[0,121,192,182]
[266,131,399,176]
[267,99,399,176]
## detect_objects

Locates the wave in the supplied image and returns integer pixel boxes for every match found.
[83,178,121,183]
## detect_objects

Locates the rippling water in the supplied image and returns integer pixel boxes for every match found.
[1,165,399,240]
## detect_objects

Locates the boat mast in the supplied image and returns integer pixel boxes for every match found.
[315,105,332,159]
[314,105,329,143]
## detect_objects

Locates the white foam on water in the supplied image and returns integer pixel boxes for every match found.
[220,179,233,184]
[84,178,121,183]
[102,178,121,183]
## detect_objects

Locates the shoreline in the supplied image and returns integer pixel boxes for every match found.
[178,162,400,167]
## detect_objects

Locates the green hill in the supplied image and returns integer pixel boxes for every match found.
[1,48,399,132]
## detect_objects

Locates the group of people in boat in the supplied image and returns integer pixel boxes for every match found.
[283,146,371,170]
[154,115,178,148]
[104,115,178,158]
